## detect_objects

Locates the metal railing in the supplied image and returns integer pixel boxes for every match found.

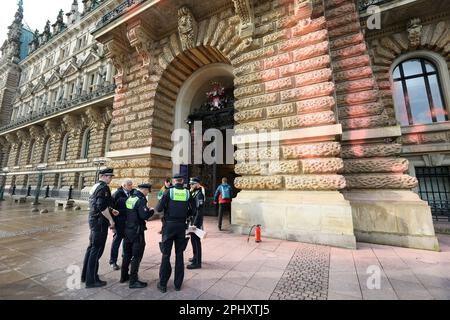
[8,185,90,201]
[1,83,115,134]
[95,0,147,30]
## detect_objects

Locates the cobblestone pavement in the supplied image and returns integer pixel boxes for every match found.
[0,200,450,300]
[270,244,329,300]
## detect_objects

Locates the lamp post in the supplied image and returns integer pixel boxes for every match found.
[93,158,107,183]
[0,168,9,201]
[32,164,47,206]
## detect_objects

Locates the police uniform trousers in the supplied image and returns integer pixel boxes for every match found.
[121,232,146,283]
[190,232,202,266]
[109,216,126,265]
[82,216,108,285]
[159,221,189,288]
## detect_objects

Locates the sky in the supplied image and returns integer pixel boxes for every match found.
[0,0,73,46]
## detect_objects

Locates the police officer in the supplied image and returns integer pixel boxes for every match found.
[156,174,194,293]
[120,183,154,289]
[187,177,205,270]
[81,168,119,288]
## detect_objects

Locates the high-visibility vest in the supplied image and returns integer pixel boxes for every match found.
[126,196,139,210]
[170,188,189,202]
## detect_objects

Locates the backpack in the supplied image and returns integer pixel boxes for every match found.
[220,184,232,200]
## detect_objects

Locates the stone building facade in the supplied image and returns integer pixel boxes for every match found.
[1,0,449,251]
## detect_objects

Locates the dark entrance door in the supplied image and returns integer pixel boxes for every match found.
[187,86,240,216]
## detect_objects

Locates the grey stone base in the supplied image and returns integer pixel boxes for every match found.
[232,191,357,249]
[343,190,440,251]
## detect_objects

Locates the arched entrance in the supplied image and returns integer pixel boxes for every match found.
[172,63,239,215]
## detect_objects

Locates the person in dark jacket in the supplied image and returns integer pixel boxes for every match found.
[109,179,134,271]
[187,177,205,270]
[156,174,194,293]
[81,168,119,288]
[120,183,154,289]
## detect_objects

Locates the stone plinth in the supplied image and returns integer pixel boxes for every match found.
[232,190,356,249]
[343,190,440,251]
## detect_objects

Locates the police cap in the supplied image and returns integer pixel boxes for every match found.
[138,183,152,190]
[99,168,115,176]
[173,174,184,180]
[189,177,201,184]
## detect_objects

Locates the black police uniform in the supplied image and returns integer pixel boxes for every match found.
[121,187,154,287]
[189,184,205,268]
[156,182,194,291]
[81,176,113,287]
[109,187,133,267]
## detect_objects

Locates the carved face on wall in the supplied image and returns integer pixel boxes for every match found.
[178,9,193,35]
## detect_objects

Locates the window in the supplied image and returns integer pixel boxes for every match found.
[60,133,69,161]
[81,129,91,159]
[88,73,96,93]
[43,138,51,163]
[393,58,448,126]
[68,82,76,101]
[104,123,112,156]
[416,167,450,221]
[15,143,22,166]
[28,140,36,164]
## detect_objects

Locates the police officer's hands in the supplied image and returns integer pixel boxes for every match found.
[111,209,120,217]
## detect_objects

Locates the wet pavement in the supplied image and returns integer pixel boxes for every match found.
[0,200,449,300]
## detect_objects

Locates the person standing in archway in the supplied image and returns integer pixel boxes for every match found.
[214,177,233,231]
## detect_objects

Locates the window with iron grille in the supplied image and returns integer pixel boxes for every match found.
[415,166,450,221]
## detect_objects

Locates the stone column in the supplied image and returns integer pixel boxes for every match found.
[62,114,85,187]
[43,120,64,187]
[324,0,438,250]
[230,0,356,248]
[82,73,89,95]
[29,125,45,164]
[105,63,113,85]
[63,82,70,101]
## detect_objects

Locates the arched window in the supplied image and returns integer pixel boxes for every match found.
[28,140,36,164]
[80,129,91,159]
[60,133,69,161]
[43,138,51,163]
[104,123,112,156]
[15,143,22,166]
[393,58,448,126]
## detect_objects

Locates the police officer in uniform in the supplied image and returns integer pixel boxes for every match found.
[120,183,154,289]
[156,174,194,292]
[187,177,205,270]
[82,168,119,288]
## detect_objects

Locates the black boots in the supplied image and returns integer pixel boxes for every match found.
[129,280,147,289]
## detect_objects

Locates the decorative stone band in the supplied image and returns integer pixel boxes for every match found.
[234,174,346,191]
[345,174,418,189]
[232,124,342,147]
[235,158,344,175]
[341,143,402,159]
[235,141,341,162]
[106,146,172,159]
[343,158,409,174]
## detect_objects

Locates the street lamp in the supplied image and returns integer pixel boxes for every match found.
[93,158,108,183]
[0,167,10,201]
[32,164,47,206]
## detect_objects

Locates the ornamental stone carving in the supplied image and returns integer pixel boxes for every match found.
[285,175,346,191]
[345,174,418,189]
[343,158,409,174]
[63,114,84,134]
[407,18,422,48]
[178,6,198,51]
[232,0,255,43]
[127,20,154,81]
[235,176,283,190]
[104,38,130,93]
[44,120,63,139]
[28,125,45,142]
[282,142,341,159]
[341,143,402,159]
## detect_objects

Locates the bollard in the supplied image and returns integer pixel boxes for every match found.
[68,185,73,200]
[27,185,32,197]
[12,185,16,195]
[45,185,50,198]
